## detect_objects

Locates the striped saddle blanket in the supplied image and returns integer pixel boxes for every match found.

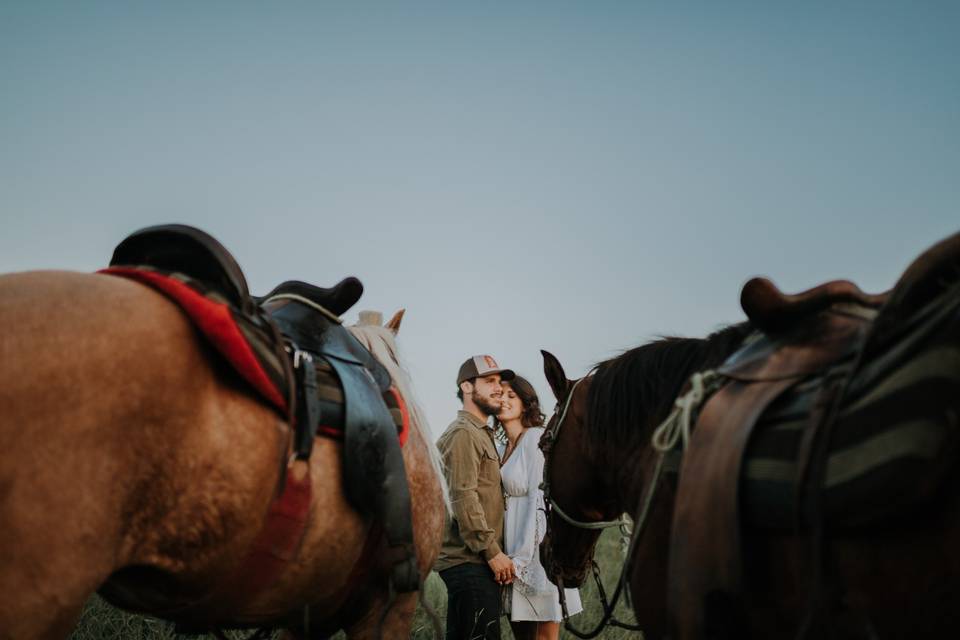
[741,286,960,530]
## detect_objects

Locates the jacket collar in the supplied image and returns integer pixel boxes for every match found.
[457,409,491,430]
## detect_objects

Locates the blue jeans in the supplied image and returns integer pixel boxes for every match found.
[439,562,502,640]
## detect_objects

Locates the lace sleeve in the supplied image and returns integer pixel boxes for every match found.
[511,429,552,595]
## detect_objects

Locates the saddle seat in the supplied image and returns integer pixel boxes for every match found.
[112,224,364,318]
[742,230,960,341]
[740,277,887,334]
[111,224,254,313]
[256,279,364,319]
[108,225,370,416]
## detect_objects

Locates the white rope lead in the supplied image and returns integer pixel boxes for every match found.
[651,370,723,454]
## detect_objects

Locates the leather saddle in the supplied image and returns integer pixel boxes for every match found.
[261,291,419,590]
[668,230,960,639]
[112,225,364,318]
[109,224,419,594]
[740,277,887,334]
[740,229,960,342]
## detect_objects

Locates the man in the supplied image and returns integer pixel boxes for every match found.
[436,355,517,640]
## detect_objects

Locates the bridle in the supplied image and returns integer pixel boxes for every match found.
[540,371,722,639]
[539,375,644,639]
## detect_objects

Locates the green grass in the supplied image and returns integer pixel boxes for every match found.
[70,530,641,639]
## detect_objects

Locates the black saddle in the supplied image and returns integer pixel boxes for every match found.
[112,224,255,313]
[112,224,364,318]
[256,279,364,319]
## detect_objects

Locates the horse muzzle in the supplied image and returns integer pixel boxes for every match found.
[541,530,589,588]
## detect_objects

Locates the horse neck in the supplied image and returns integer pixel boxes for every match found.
[590,323,752,509]
[346,324,451,510]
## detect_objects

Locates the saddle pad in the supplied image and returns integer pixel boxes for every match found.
[101,266,290,414]
[100,267,410,444]
[742,333,960,530]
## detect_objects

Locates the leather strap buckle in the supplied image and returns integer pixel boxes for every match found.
[291,348,320,460]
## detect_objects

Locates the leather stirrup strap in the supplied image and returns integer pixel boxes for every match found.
[668,376,797,639]
[325,356,420,593]
[293,351,321,460]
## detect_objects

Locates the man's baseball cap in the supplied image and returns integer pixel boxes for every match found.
[457,355,515,385]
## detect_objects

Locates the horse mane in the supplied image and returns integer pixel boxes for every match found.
[348,322,451,512]
[585,322,754,456]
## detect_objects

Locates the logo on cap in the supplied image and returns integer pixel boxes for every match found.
[458,354,515,385]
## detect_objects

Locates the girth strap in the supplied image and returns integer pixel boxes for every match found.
[165,464,313,633]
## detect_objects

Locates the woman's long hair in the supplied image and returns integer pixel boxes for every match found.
[494,374,546,444]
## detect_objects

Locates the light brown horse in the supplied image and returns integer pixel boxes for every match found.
[0,270,447,639]
[538,237,960,639]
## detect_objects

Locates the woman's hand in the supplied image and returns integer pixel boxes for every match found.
[487,552,516,585]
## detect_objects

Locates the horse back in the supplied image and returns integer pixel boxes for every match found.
[0,269,218,461]
[0,270,285,628]
[0,269,269,439]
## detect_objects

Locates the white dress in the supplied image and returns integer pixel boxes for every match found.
[501,426,583,621]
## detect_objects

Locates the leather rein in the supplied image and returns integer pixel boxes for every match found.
[539,376,644,639]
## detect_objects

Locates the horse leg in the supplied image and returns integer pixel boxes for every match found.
[343,591,418,640]
[0,596,86,640]
[0,528,115,639]
[342,427,446,640]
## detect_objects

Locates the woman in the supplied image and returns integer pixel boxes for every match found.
[497,375,582,640]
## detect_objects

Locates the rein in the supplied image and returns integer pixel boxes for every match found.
[542,378,630,531]
[541,376,641,638]
[541,371,723,639]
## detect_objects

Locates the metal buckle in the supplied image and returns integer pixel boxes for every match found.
[293,348,313,370]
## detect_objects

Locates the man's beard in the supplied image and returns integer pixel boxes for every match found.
[472,390,502,417]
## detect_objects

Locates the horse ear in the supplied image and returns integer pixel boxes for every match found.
[385,309,405,334]
[541,349,571,401]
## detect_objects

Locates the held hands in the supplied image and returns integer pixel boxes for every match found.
[487,552,515,585]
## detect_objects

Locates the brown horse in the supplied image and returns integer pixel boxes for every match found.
[539,235,960,639]
[0,270,447,639]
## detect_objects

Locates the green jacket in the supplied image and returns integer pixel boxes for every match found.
[434,410,505,571]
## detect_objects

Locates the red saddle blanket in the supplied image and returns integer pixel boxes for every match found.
[102,266,289,413]
[99,266,409,446]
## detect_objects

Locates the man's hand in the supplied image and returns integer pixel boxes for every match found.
[487,552,515,585]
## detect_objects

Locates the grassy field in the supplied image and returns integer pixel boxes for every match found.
[69,529,641,639]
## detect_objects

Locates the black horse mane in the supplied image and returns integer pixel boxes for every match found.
[585,322,754,455]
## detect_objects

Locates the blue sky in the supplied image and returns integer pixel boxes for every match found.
[2,2,957,435]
